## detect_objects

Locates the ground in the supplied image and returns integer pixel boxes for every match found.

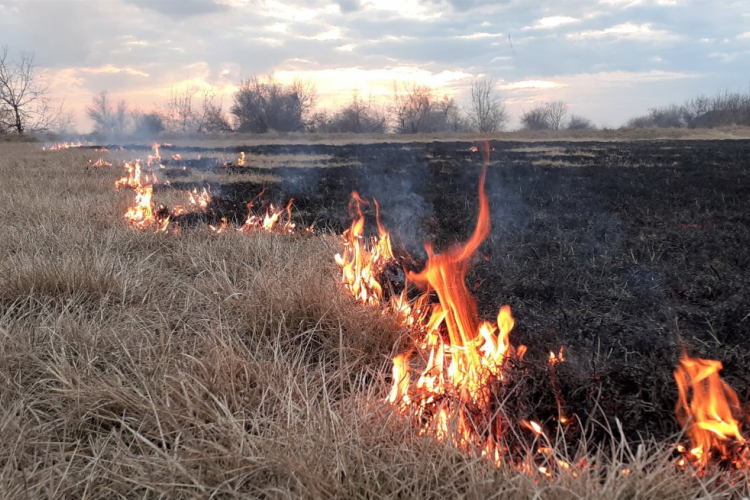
[1,135,749,498]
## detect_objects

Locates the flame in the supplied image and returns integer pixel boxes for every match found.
[87,158,112,168]
[238,152,246,166]
[45,140,93,151]
[188,187,211,211]
[172,154,182,161]
[209,216,228,233]
[674,352,748,468]
[334,142,548,467]
[241,193,297,234]
[389,148,527,460]
[115,160,143,190]
[334,192,394,306]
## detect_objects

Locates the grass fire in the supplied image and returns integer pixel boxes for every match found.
[5,0,750,494]
[2,133,750,499]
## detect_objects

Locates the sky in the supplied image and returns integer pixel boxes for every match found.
[1,0,749,131]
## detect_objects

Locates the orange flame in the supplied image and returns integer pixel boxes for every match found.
[334,142,539,466]
[334,192,394,305]
[674,352,747,468]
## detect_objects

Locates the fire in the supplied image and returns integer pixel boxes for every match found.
[334,192,394,305]
[241,194,296,233]
[238,152,246,166]
[209,216,228,233]
[147,143,162,167]
[335,143,551,467]
[189,187,211,211]
[387,148,528,462]
[44,140,93,151]
[87,158,112,168]
[674,351,749,469]
[115,160,143,190]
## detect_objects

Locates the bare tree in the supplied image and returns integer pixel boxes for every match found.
[467,76,507,132]
[545,101,568,130]
[195,88,232,133]
[391,82,460,134]
[86,91,128,135]
[0,46,62,133]
[230,76,316,133]
[163,86,196,133]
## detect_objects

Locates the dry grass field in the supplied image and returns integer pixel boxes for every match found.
[0,140,747,499]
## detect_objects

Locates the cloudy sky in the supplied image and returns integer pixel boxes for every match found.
[1,0,749,131]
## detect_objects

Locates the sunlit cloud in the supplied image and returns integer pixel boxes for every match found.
[273,66,472,108]
[81,65,150,78]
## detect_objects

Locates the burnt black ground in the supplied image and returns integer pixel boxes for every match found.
[155,139,750,443]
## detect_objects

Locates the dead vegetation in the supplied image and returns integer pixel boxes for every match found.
[0,142,748,498]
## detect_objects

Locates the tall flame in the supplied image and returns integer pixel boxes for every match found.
[674,352,747,468]
[334,192,394,305]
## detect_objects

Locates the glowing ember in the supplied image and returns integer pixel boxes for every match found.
[674,351,749,469]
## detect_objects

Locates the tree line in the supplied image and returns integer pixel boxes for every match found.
[625,89,750,129]
[3,44,750,136]
[83,76,516,136]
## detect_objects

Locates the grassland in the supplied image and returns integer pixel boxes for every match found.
[0,140,746,499]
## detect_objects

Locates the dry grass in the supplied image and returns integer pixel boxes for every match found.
[0,142,746,499]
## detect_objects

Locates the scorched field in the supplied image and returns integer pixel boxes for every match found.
[1,137,750,499]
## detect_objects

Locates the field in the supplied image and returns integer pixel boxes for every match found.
[1,136,749,498]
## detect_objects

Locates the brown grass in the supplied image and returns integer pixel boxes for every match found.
[0,142,745,499]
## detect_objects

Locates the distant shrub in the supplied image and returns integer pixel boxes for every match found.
[520,101,568,131]
[567,114,595,130]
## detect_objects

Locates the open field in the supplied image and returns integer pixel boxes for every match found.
[1,138,750,498]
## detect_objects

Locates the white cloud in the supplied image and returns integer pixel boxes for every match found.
[453,32,503,40]
[738,32,750,39]
[599,0,680,6]
[500,80,565,90]
[527,16,579,30]
[308,28,342,41]
[568,22,681,41]
[359,0,442,20]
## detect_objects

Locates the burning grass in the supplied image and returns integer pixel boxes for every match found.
[1,141,749,498]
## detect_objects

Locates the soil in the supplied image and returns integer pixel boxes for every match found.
[150,139,750,443]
